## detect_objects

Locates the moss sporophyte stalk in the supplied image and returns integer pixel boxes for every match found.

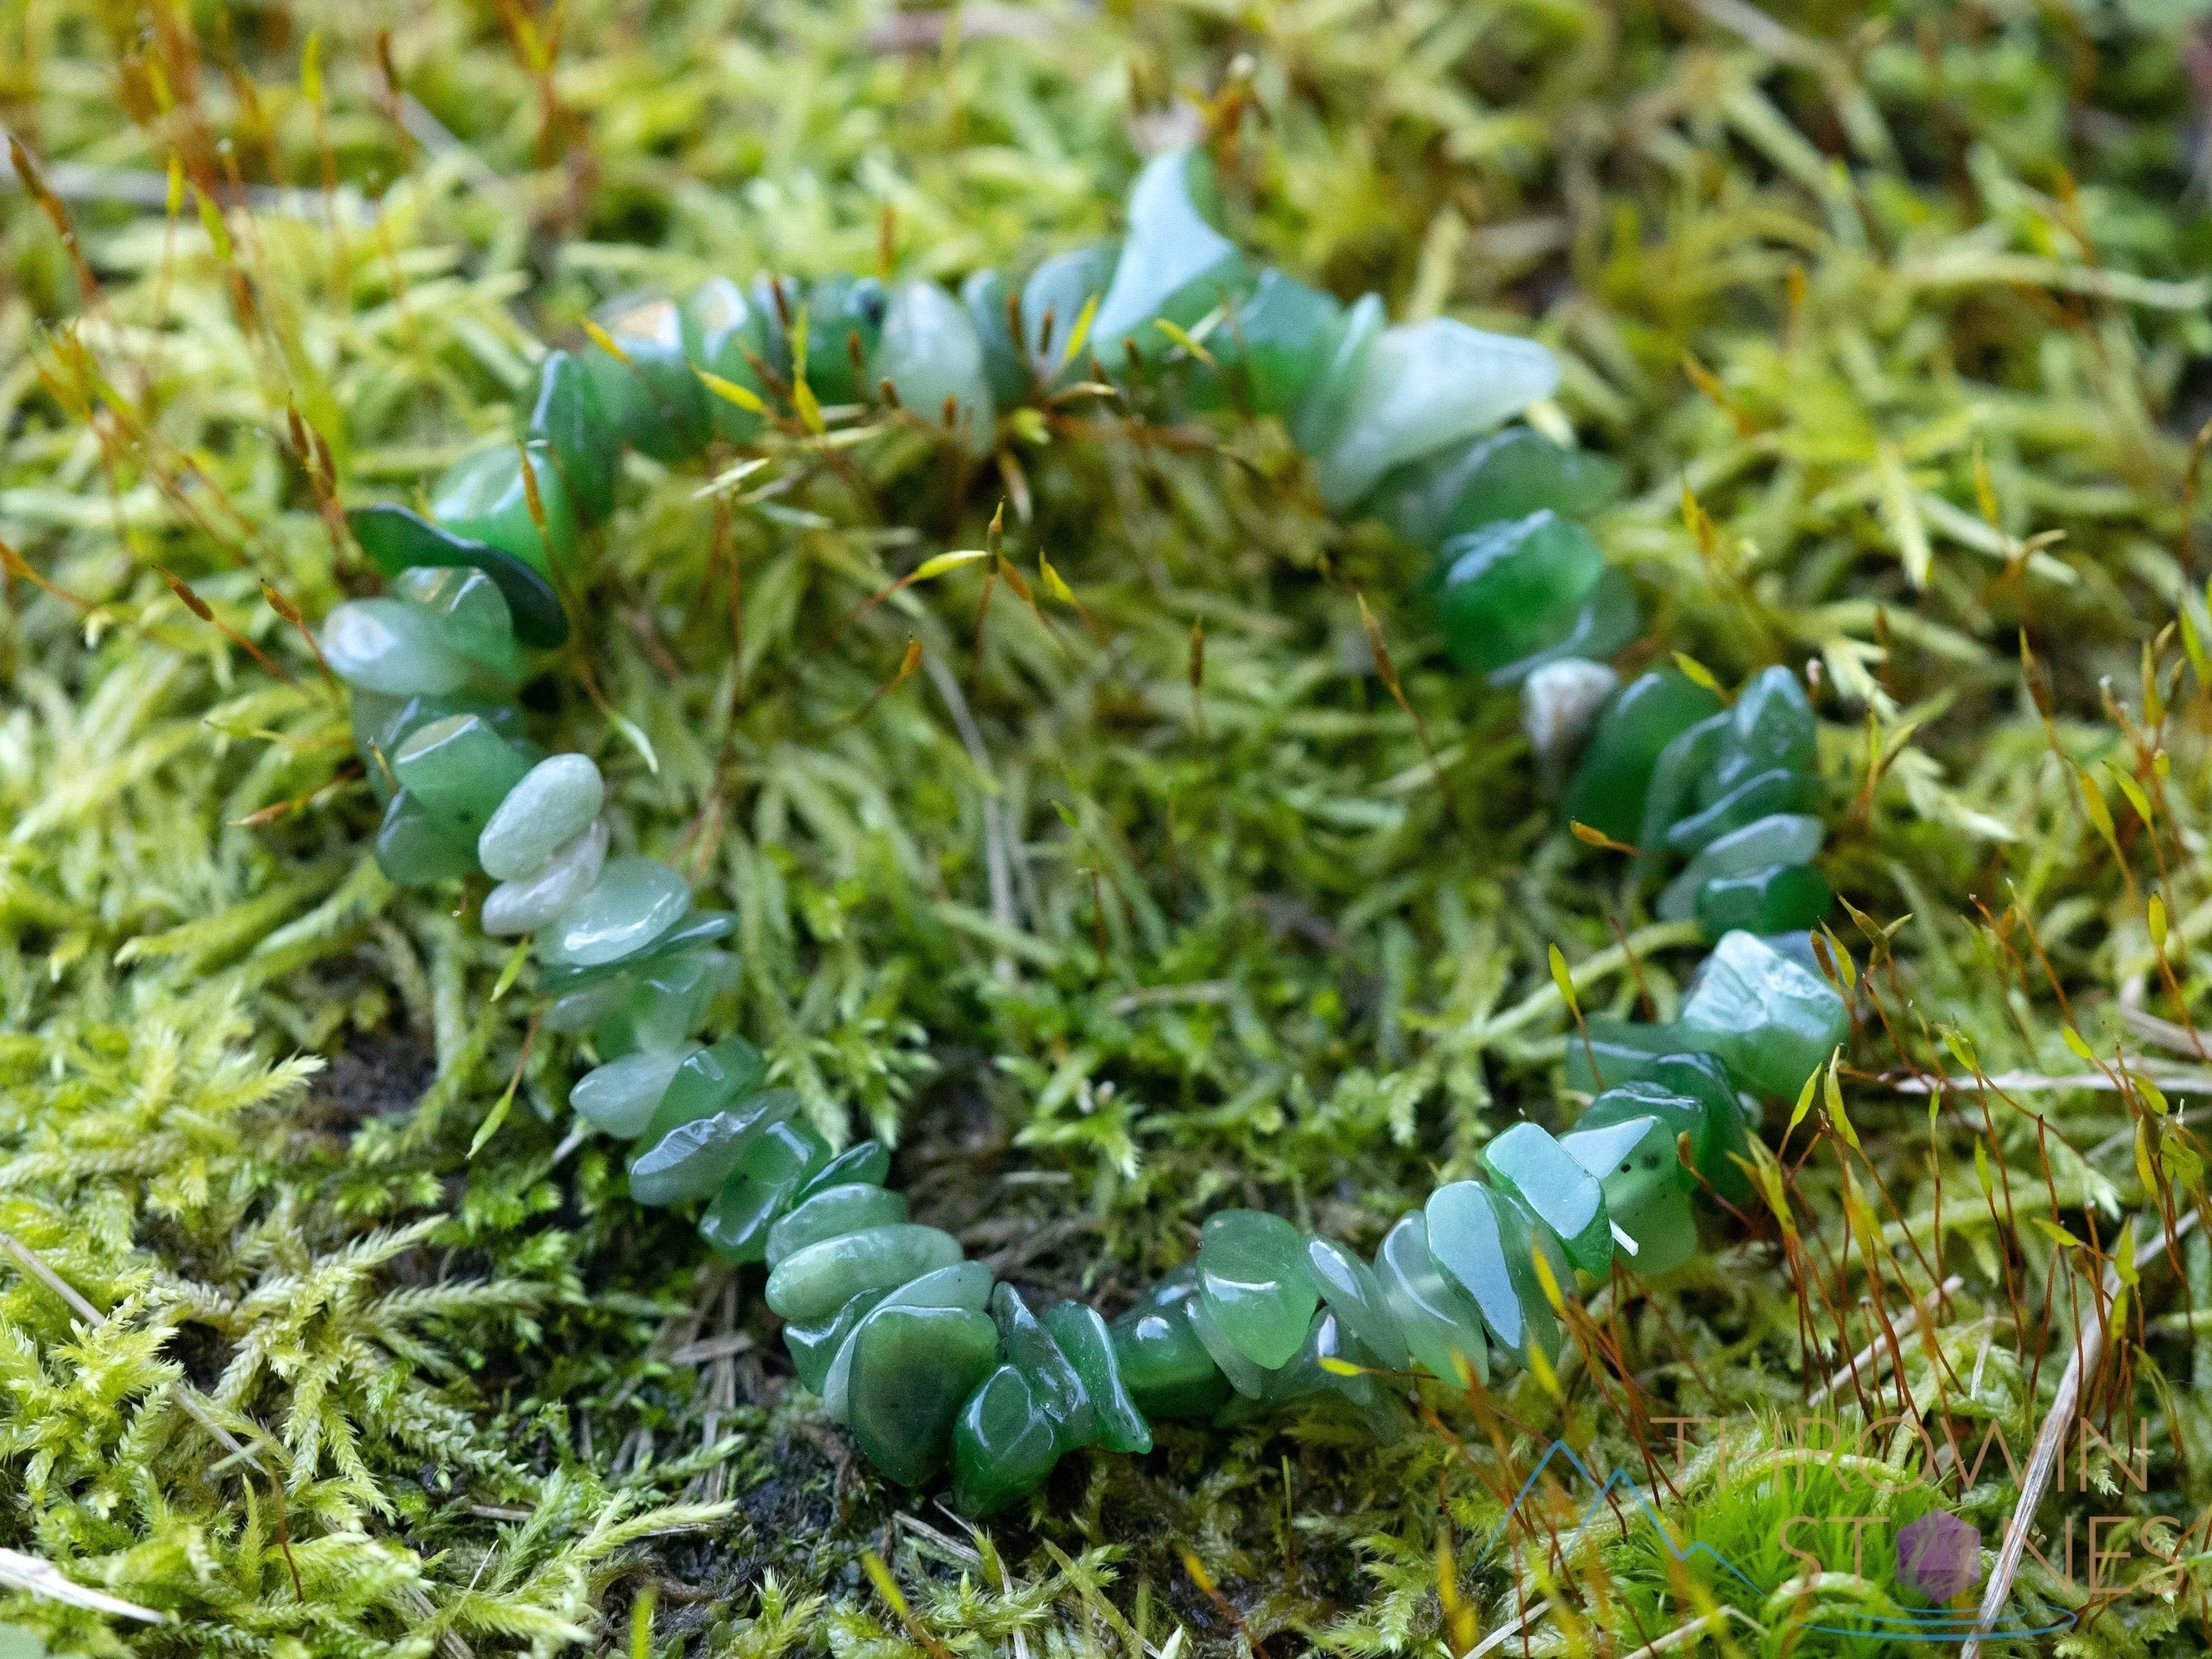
[324,149,1847,1514]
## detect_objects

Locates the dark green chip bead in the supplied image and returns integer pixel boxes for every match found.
[763,1224,967,1326]
[698,1118,830,1262]
[766,1183,909,1268]
[1203,267,1342,416]
[1480,1122,1613,1275]
[1196,1208,1319,1370]
[1042,1301,1152,1454]
[1636,712,1729,866]
[1664,768,1820,854]
[517,348,616,525]
[680,277,772,442]
[1703,666,1816,802]
[1375,1213,1488,1385]
[1658,814,1824,922]
[845,1305,1001,1488]
[1561,670,1724,844]
[374,790,476,886]
[1564,1014,1688,1093]
[785,1289,890,1394]
[797,273,886,405]
[628,1087,798,1206]
[1644,1052,1757,1204]
[426,442,579,577]
[1370,426,1624,548]
[951,1364,1060,1517]
[1695,862,1834,944]
[1108,1271,1231,1419]
[992,1284,1094,1450]
[1304,1235,1409,1370]
[795,1140,891,1204]
[392,713,533,842]
[1431,510,1604,679]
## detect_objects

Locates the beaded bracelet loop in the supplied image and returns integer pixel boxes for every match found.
[321,148,1844,1514]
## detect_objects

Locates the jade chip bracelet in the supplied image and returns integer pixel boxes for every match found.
[321,148,1848,1514]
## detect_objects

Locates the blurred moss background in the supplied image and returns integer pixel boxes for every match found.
[4,0,2212,1652]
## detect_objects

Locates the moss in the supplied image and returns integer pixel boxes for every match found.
[3,0,2212,1653]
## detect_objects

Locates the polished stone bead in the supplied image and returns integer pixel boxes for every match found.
[1204,267,1341,416]
[1576,1086,1706,1196]
[1664,768,1820,854]
[1226,1314,1397,1441]
[1557,1108,1702,1272]
[592,946,733,1057]
[845,1305,1001,1488]
[1481,1122,1613,1274]
[352,689,527,804]
[1636,713,1730,866]
[346,506,568,650]
[1674,930,1849,1097]
[1315,319,1559,510]
[1021,244,1117,381]
[680,277,773,442]
[698,1117,831,1262]
[539,856,690,969]
[374,790,477,886]
[427,442,579,577]
[822,1262,995,1421]
[1563,1014,1688,1094]
[952,1363,1060,1515]
[1304,1235,1409,1370]
[392,713,532,843]
[1043,1301,1152,1454]
[795,1140,890,1204]
[1182,1292,1268,1398]
[799,274,888,406]
[323,599,483,698]
[1561,670,1724,845]
[543,977,626,1035]
[1091,148,1243,369]
[628,1087,797,1206]
[1196,1209,1318,1370]
[992,1283,1094,1450]
[517,348,615,525]
[569,1044,697,1137]
[639,1034,769,1145]
[1375,1214,1489,1385]
[1703,666,1815,804]
[875,280,996,455]
[764,1224,967,1326]
[481,820,609,936]
[1514,567,1640,686]
[537,909,737,991]
[392,567,525,682]
[1432,509,1605,679]
[962,270,1028,405]
[767,1182,909,1269]
[785,1290,889,1394]
[1657,813,1825,921]
[582,292,713,460]
[1425,1181,1558,1361]
[1108,1270,1231,1419]
[1289,292,1384,461]
[1643,1051,1758,1204]
[1369,426,1624,548]
[1696,862,1833,941]
[477,755,605,881]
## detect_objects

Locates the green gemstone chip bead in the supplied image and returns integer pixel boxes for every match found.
[427,442,579,576]
[953,1365,1060,1516]
[392,714,534,841]
[1695,862,1834,940]
[846,1305,1000,1487]
[539,857,690,969]
[1480,1122,1614,1275]
[1196,1209,1320,1370]
[763,1224,967,1326]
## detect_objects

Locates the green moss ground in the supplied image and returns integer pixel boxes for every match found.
[4,0,2212,1652]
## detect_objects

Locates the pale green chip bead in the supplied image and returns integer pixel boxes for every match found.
[1376,1213,1489,1386]
[627,1087,797,1207]
[1289,291,1384,460]
[481,819,609,937]
[479,754,606,880]
[1305,1235,1409,1370]
[1090,148,1243,369]
[322,599,482,698]
[764,1224,967,1326]
[1019,243,1116,381]
[427,441,580,575]
[569,1045,698,1138]
[392,567,526,682]
[538,856,690,968]
[375,790,476,887]
[874,280,996,456]
[821,1260,995,1421]
[594,948,734,1058]
[1183,1290,1268,1398]
[1314,319,1559,510]
[1674,930,1848,1098]
[392,713,533,843]
[1480,1122,1613,1276]
[766,1183,909,1269]
[1196,1209,1318,1370]
[1425,1181,1558,1362]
